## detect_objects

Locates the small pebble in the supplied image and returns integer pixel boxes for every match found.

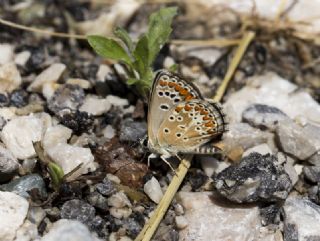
[110,207,132,219]
[144,177,163,204]
[175,216,188,230]
[107,192,132,208]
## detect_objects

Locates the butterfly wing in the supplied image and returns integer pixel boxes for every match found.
[157,99,226,154]
[147,70,203,149]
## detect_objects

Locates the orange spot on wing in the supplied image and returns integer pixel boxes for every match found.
[184,105,192,111]
[200,109,209,115]
[175,106,183,112]
[185,95,194,101]
[203,115,210,121]
[168,82,175,87]
[159,80,167,86]
[205,122,214,127]
[194,106,200,111]
[174,85,183,91]
[180,89,189,95]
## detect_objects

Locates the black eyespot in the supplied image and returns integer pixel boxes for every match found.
[170,94,176,98]
[177,116,183,121]
[183,137,188,140]
[164,128,170,133]
[165,92,170,96]
[174,98,180,103]
[197,122,201,125]
[190,113,194,117]
[208,114,213,117]
[158,91,164,96]
[169,116,175,120]
[160,104,169,110]
[176,133,182,138]
[196,127,201,131]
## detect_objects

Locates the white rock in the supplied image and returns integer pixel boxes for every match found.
[14,51,31,66]
[96,64,112,82]
[66,78,91,89]
[0,107,16,120]
[28,63,66,92]
[184,0,320,35]
[102,125,116,139]
[0,44,14,65]
[106,95,129,107]
[42,83,60,100]
[79,96,111,116]
[175,216,188,230]
[109,207,132,219]
[0,191,29,241]
[144,177,163,204]
[0,144,19,180]
[224,72,320,125]
[242,143,273,157]
[41,219,101,241]
[107,191,132,208]
[1,114,51,159]
[283,196,320,240]
[163,57,176,69]
[42,125,96,180]
[14,220,38,241]
[77,0,140,35]
[106,173,121,184]
[178,191,274,241]
[0,62,22,93]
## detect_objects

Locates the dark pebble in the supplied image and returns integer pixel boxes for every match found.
[259,204,281,225]
[60,199,96,225]
[119,118,147,143]
[58,109,94,134]
[0,174,47,199]
[308,185,320,205]
[124,218,142,239]
[10,89,29,107]
[96,178,116,196]
[303,166,320,183]
[213,152,292,203]
[48,84,85,114]
[0,93,9,107]
[87,192,109,211]
[187,169,208,191]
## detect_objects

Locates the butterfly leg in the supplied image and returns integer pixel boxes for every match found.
[160,154,177,175]
[147,153,158,167]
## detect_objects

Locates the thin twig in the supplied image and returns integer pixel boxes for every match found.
[0,18,87,39]
[213,31,255,102]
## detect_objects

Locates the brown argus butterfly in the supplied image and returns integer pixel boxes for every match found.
[147,70,228,163]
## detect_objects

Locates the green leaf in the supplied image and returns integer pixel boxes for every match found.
[127,78,140,85]
[133,35,149,76]
[48,162,64,190]
[87,35,132,65]
[146,7,177,65]
[113,27,134,52]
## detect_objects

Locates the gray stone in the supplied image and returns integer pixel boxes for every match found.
[276,119,317,160]
[0,174,47,199]
[242,143,273,157]
[0,145,19,182]
[60,199,96,226]
[283,196,320,241]
[303,166,320,183]
[87,192,109,211]
[41,219,102,241]
[96,178,115,196]
[213,153,292,203]
[119,119,147,143]
[48,84,85,115]
[242,104,288,131]
[222,123,277,153]
[0,191,29,241]
[308,185,320,205]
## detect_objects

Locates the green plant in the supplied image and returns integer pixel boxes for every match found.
[87,7,177,95]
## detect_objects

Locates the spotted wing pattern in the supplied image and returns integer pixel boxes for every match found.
[157,99,226,154]
[147,70,202,148]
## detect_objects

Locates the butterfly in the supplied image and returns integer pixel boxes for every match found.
[147,70,228,165]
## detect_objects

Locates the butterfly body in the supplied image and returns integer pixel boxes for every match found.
[147,70,227,158]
